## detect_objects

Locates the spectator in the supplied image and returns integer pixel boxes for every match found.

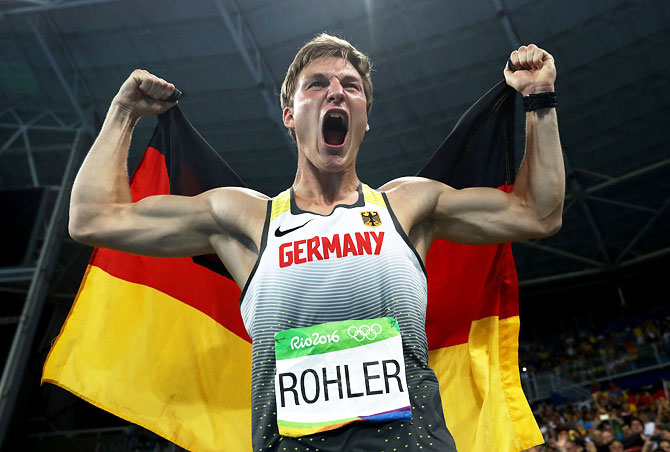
[550,428,586,452]
[622,424,632,438]
[580,411,597,432]
[598,430,615,452]
[632,418,645,435]
[609,440,624,452]
[640,411,655,436]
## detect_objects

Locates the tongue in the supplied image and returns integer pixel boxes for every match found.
[324,129,346,146]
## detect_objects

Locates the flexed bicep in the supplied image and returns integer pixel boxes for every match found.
[431,184,560,245]
[70,186,268,258]
[69,190,219,257]
[386,177,560,248]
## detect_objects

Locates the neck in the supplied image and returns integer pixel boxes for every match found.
[292,153,360,210]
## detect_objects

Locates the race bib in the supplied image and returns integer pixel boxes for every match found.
[274,317,411,437]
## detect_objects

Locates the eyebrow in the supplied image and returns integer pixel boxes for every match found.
[340,75,363,83]
[302,72,362,84]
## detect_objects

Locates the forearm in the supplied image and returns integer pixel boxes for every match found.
[70,103,139,235]
[512,106,565,232]
[654,405,663,428]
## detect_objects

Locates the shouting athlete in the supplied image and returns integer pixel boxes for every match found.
[69,34,564,451]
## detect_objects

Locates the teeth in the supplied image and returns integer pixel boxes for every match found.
[328,113,343,119]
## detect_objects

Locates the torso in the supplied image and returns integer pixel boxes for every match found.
[237,183,456,452]
[212,177,436,291]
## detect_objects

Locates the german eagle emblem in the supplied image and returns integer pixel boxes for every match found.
[360,211,382,227]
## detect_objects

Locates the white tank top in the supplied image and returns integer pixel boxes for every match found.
[239,183,456,452]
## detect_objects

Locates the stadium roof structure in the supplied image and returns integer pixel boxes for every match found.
[0,0,668,447]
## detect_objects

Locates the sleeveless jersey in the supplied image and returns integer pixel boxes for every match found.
[240,183,457,452]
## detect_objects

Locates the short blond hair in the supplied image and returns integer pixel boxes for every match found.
[280,33,373,139]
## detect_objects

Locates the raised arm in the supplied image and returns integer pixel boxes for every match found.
[502,43,564,237]
[69,70,267,262]
[385,44,564,249]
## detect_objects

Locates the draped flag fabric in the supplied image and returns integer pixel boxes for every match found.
[42,109,253,451]
[43,80,542,451]
[418,81,542,451]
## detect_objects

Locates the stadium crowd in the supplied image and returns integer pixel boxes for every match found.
[519,314,670,382]
[524,384,670,452]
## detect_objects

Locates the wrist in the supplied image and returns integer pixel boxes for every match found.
[101,101,141,137]
[521,84,555,96]
[523,91,557,112]
[110,99,141,124]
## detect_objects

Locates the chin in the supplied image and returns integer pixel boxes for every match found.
[322,143,358,170]
[319,155,350,173]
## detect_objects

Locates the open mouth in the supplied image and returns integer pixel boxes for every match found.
[322,111,348,146]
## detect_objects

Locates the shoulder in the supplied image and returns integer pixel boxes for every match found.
[205,186,269,206]
[378,177,456,233]
[380,176,454,204]
[206,186,270,227]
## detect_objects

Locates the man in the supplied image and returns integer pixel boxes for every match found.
[69,34,563,451]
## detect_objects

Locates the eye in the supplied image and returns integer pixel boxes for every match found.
[308,81,325,88]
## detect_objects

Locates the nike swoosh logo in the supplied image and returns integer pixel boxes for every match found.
[274,219,313,237]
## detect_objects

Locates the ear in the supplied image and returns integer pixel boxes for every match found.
[283,107,295,131]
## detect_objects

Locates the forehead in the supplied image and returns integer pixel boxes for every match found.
[298,56,361,81]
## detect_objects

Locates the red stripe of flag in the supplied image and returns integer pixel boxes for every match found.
[425,184,519,350]
[91,146,249,342]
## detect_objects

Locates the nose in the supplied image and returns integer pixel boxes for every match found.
[327,78,345,104]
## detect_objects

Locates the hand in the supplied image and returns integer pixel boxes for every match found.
[504,44,556,96]
[112,69,178,119]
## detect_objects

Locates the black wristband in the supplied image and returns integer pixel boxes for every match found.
[523,91,557,111]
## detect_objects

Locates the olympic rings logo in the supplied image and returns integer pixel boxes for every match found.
[347,323,382,342]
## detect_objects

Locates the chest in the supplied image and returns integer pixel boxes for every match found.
[267,207,390,270]
[239,189,428,339]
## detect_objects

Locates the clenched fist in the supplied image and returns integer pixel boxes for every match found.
[504,44,556,96]
[112,69,178,119]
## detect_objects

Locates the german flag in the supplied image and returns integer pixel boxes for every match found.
[418,81,543,451]
[43,81,542,451]
[42,108,253,451]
